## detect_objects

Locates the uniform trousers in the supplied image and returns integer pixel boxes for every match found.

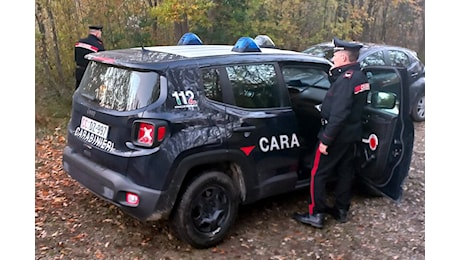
[308,141,356,215]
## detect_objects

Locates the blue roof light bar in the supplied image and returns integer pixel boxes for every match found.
[231,37,261,53]
[177,32,203,45]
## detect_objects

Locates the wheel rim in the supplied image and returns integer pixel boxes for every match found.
[190,186,230,234]
[416,96,425,119]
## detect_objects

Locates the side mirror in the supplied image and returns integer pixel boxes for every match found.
[369,91,396,109]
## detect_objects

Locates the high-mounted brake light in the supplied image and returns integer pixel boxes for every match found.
[90,56,117,64]
[177,32,203,45]
[254,35,276,48]
[132,120,168,148]
[231,37,261,53]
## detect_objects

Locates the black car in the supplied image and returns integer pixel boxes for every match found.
[303,41,425,121]
[62,33,414,249]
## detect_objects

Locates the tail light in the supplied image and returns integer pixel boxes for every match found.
[132,120,168,148]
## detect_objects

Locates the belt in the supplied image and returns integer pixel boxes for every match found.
[321,118,328,126]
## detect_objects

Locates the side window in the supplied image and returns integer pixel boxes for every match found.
[280,64,330,105]
[226,64,281,109]
[388,50,410,67]
[281,66,330,89]
[361,51,385,67]
[202,68,223,102]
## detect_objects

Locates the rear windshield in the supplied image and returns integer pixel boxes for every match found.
[77,62,161,111]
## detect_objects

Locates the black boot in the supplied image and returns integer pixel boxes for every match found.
[325,207,348,223]
[292,212,325,228]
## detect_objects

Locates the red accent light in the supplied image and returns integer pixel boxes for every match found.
[126,192,139,206]
[157,126,166,142]
[137,123,154,146]
[368,134,378,151]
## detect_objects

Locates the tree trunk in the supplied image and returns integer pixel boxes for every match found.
[46,0,66,96]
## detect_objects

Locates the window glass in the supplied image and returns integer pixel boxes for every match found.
[226,64,280,109]
[361,51,385,67]
[388,50,410,67]
[303,46,334,61]
[281,66,330,89]
[78,62,160,111]
[202,68,223,102]
[365,69,401,115]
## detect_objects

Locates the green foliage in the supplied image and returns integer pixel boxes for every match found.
[150,0,215,28]
[35,0,425,132]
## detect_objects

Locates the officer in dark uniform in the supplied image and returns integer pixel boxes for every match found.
[292,37,370,228]
[74,25,105,89]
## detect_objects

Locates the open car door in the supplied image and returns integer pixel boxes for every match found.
[356,67,415,201]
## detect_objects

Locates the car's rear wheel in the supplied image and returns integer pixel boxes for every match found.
[170,171,239,249]
[411,93,425,122]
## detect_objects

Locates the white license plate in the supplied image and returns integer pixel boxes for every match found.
[80,116,109,139]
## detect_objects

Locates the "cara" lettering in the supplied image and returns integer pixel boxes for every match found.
[259,133,300,152]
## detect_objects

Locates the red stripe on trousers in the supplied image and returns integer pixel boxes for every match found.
[309,146,322,215]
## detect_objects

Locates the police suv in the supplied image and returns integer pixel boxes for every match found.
[62,33,414,249]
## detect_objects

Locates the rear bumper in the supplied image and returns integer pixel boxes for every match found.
[62,146,170,221]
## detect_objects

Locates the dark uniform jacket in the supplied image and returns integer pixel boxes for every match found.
[74,34,105,87]
[318,62,370,146]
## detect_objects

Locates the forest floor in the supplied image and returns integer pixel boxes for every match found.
[35,122,425,260]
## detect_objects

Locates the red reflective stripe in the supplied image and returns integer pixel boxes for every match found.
[308,146,322,215]
[75,42,99,52]
[354,83,370,94]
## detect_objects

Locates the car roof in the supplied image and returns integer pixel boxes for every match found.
[86,44,332,70]
[141,45,302,58]
[303,41,419,58]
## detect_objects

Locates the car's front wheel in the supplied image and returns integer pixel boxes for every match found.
[411,93,425,122]
[170,171,239,249]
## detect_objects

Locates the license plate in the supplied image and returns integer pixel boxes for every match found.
[80,116,109,139]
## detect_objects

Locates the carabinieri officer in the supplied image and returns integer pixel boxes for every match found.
[293,37,370,228]
[74,25,105,89]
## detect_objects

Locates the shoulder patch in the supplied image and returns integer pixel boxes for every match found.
[354,83,370,94]
[343,70,354,78]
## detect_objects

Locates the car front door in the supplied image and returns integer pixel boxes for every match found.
[357,67,415,201]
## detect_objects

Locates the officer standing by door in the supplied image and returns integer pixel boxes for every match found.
[74,25,105,89]
[292,37,370,228]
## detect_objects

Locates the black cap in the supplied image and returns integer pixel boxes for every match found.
[332,37,362,52]
[89,25,103,31]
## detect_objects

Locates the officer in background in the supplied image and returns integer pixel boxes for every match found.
[74,25,105,89]
[292,37,370,228]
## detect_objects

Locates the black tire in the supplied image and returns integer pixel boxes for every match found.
[169,171,239,249]
[411,93,425,122]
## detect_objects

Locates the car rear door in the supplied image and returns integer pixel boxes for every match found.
[356,67,415,201]
[221,62,303,201]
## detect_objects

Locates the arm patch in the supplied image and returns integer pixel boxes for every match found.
[354,83,370,94]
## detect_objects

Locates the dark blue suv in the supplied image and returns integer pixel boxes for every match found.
[63,34,414,248]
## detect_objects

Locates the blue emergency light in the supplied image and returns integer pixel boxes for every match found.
[177,32,203,45]
[231,37,261,52]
